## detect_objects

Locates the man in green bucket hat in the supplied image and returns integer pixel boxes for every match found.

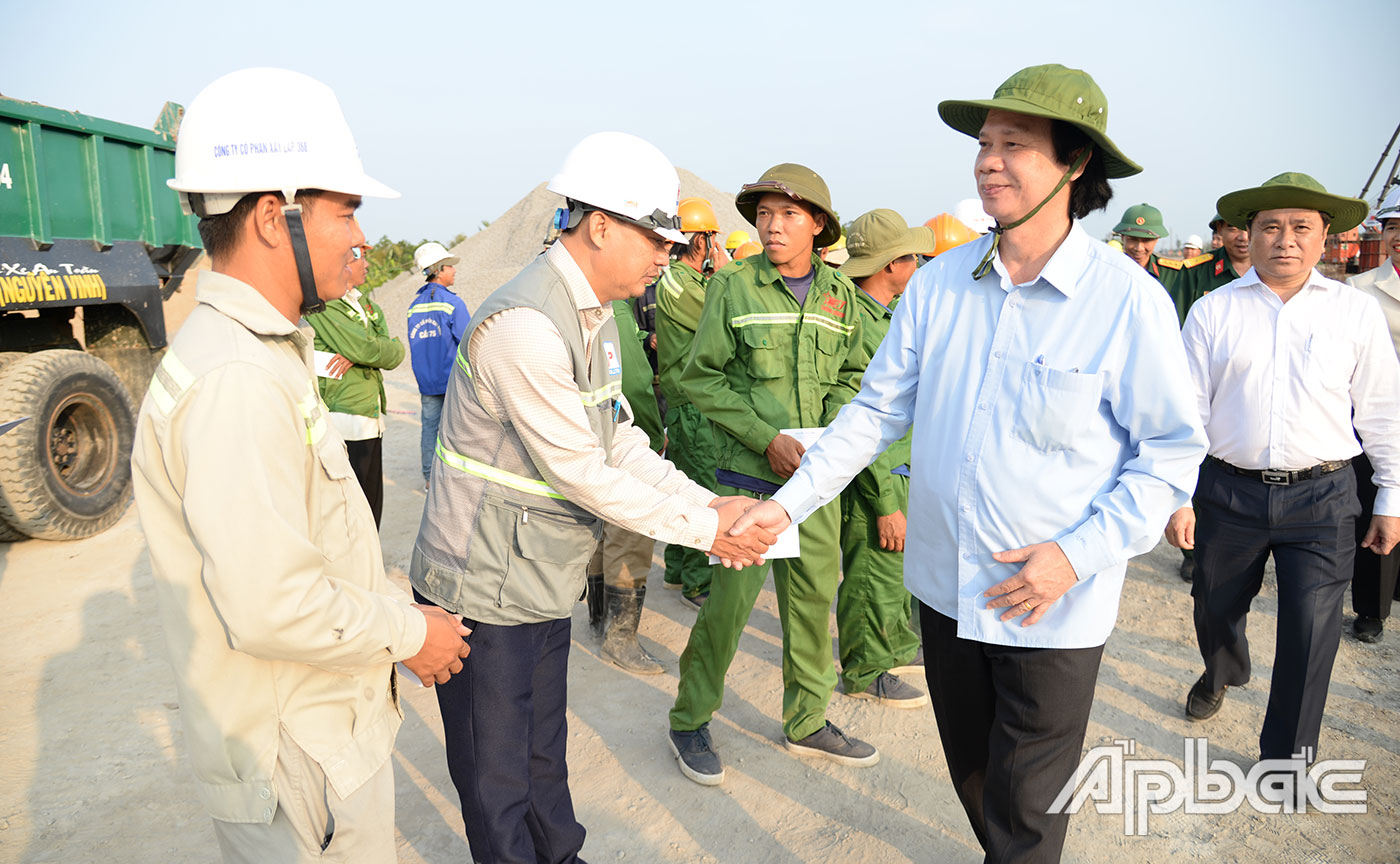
[833,209,934,709]
[728,64,1207,862]
[667,162,879,785]
[1166,173,1400,771]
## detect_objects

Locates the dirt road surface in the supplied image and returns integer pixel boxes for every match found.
[2,361,1397,863]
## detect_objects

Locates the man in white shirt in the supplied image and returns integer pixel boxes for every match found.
[1166,173,1400,766]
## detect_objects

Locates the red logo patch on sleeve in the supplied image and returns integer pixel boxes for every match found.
[1214,259,1224,276]
[821,296,846,316]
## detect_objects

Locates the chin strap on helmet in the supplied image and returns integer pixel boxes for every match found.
[972,147,1092,281]
[701,234,716,276]
[282,203,325,316]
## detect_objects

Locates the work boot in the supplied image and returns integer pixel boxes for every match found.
[586,572,606,640]
[601,585,663,675]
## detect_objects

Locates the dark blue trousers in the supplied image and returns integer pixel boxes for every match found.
[1191,459,1359,761]
[415,591,586,864]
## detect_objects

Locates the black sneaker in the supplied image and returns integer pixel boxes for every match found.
[1354,616,1384,643]
[845,672,930,709]
[785,721,879,767]
[681,591,708,610]
[669,724,723,786]
[1185,673,1226,721]
[887,646,924,676]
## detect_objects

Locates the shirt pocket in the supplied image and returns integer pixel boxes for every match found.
[1011,363,1102,453]
[741,326,788,380]
[1304,336,1353,392]
[813,326,846,386]
[313,436,356,562]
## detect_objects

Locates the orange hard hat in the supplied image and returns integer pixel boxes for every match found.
[677,197,720,234]
[924,213,978,256]
[733,240,764,260]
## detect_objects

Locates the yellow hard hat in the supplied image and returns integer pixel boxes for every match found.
[733,240,764,260]
[724,229,751,250]
[924,213,978,256]
[677,197,720,234]
[1107,238,1124,252]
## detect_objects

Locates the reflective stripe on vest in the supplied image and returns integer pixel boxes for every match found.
[455,346,472,378]
[434,439,566,500]
[578,380,622,407]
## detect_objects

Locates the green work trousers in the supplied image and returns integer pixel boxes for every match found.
[669,484,840,741]
[662,402,718,597]
[837,477,919,693]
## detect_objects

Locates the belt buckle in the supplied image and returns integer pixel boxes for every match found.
[1261,470,1290,486]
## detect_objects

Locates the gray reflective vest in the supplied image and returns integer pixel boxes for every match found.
[410,253,623,625]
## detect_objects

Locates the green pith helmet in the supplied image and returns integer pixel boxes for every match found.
[1209,213,1226,231]
[1113,203,1168,239]
[938,63,1142,179]
[1216,172,1370,233]
[736,163,842,248]
[841,209,936,279]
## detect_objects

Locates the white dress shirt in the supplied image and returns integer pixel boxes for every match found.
[1181,266,1400,516]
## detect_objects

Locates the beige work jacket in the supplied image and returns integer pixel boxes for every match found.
[131,271,427,824]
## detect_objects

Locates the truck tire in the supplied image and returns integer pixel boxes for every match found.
[0,350,136,540]
[0,353,32,540]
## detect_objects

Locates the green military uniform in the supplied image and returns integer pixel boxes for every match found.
[307,291,403,419]
[669,249,867,741]
[655,260,719,597]
[836,290,918,693]
[611,299,664,451]
[1162,248,1246,324]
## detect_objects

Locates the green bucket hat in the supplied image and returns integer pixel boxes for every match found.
[1216,172,1370,234]
[736,163,842,248]
[938,63,1142,179]
[1113,203,1168,239]
[840,209,935,279]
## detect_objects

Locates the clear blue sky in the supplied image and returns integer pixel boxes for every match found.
[7,0,1396,246]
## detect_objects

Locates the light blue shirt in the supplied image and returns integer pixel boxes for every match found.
[774,223,1207,648]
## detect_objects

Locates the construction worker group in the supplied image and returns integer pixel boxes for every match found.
[132,62,1400,864]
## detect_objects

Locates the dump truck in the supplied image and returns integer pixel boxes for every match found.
[0,96,201,541]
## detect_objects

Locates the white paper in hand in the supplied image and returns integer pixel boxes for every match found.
[314,350,345,380]
[710,521,800,565]
[780,427,825,449]
[396,662,426,688]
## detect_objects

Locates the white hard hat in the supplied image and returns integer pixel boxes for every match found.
[1377,186,1400,223]
[414,242,459,276]
[1184,234,1204,249]
[169,67,398,216]
[953,198,996,234]
[547,131,686,244]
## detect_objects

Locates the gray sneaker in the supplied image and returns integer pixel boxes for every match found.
[845,672,930,709]
[669,724,724,786]
[785,721,879,767]
[887,646,924,676]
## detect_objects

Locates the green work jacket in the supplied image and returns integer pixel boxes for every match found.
[681,252,866,487]
[847,290,912,517]
[307,293,404,418]
[611,299,664,451]
[655,259,707,407]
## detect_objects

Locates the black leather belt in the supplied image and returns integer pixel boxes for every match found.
[1207,455,1351,486]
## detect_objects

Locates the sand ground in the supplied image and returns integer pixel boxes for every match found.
[1,360,1396,864]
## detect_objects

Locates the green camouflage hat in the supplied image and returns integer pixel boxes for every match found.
[1113,203,1168,239]
[1216,172,1370,233]
[840,209,936,279]
[938,64,1142,179]
[736,163,842,248]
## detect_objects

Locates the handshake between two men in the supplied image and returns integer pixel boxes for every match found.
[706,497,793,570]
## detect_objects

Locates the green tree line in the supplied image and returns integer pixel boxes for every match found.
[363,233,467,292]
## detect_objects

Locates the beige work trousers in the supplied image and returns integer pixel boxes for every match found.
[603,522,658,590]
[212,729,396,863]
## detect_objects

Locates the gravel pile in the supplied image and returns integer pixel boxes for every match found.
[377,168,747,343]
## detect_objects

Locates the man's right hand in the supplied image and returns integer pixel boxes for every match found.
[403,605,472,686]
[729,499,793,538]
[1164,506,1195,550]
[877,510,907,552]
[765,433,806,478]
